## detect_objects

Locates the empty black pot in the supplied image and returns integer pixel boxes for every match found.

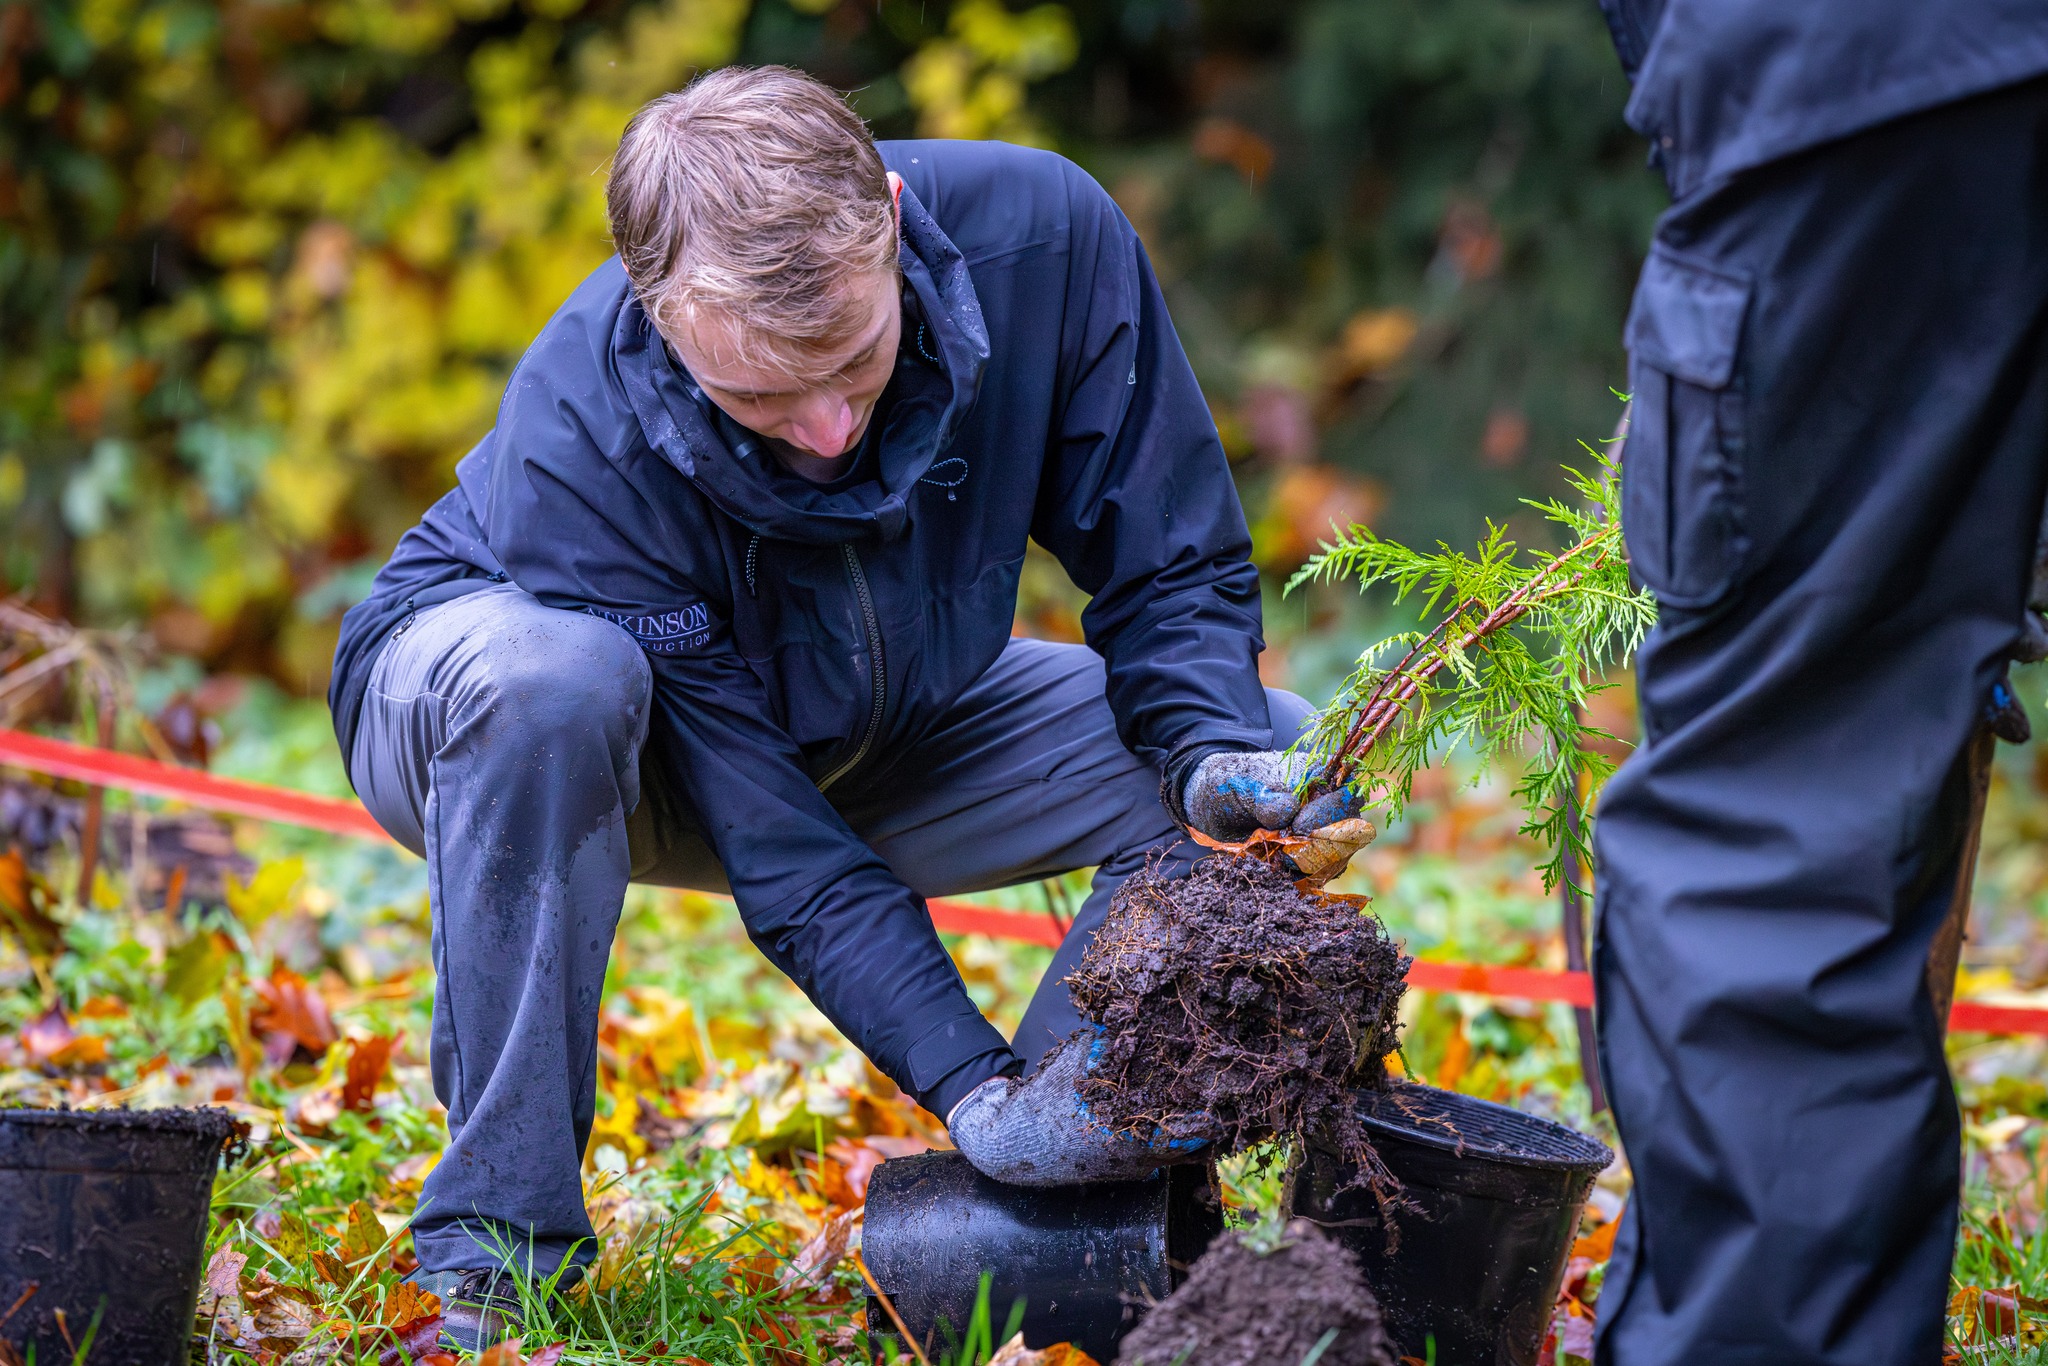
[0,1106,240,1366]
[863,1153,1222,1362]
[1294,1083,1612,1366]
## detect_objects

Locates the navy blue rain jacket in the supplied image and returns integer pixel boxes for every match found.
[330,140,1272,1108]
[1600,0,2048,200]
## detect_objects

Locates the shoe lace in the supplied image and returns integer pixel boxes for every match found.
[452,1268,519,1309]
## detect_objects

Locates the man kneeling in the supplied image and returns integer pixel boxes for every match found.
[329,65,1365,1349]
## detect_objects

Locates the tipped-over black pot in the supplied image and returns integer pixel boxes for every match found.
[862,1151,1222,1362]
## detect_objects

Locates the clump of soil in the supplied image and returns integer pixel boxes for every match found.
[1067,853,1408,1183]
[1118,1222,1394,1366]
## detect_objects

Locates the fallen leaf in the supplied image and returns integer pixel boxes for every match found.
[476,1337,526,1366]
[245,1276,320,1345]
[527,1345,567,1366]
[249,964,336,1062]
[779,1208,860,1292]
[374,1311,447,1366]
[1554,1311,1595,1361]
[380,1281,439,1326]
[204,1246,248,1301]
[343,1033,400,1111]
[19,1005,85,1066]
[813,1154,859,1209]
[224,858,306,930]
[1571,1208,1621,1262]
[273,1210,314,1262]
[0,846,61,960]
[338,1199,386,1267]
[292,1085,342,1134]
[164,930,235,1005]
[988,1337,1102,1365]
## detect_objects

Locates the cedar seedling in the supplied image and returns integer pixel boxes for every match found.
[1286,450,1655,893]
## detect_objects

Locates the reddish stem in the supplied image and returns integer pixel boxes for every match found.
[1315,535,1610,797]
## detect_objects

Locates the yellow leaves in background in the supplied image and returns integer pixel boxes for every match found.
[225,855,306,930]
[36,0,760,652]
[903,0,1077,145]
[21,0,1086,671]
[576,0,753,106]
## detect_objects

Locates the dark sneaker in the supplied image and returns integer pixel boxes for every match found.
[402,1264,583,1354]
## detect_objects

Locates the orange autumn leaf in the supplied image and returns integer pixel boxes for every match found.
[379,1280,439,1326]
[988,1339,1103,1365]
[249,965,336,1059]
[0,847,61,959]
[1949,1283,2048,1343]
[20,1004,106,1068]
[1571,1210,1622,1262]
[342,1033,399,1112]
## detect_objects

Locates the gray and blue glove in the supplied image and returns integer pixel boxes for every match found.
[946,1030,1206,1187]
[1179,749,1376,881]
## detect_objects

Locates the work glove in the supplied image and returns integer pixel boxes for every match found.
[1180,749,1376,882]
[946,1030,1205,1187]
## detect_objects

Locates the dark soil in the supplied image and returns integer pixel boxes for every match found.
[1118,1222,1394,1366]
[1067,853,1409,1183]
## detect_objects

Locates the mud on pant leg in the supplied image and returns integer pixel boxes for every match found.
[1593,80,2048,1366]
[349,582,652,1277]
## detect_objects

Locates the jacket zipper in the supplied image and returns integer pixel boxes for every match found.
[818,543,886,792]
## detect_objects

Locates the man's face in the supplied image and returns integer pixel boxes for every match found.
[670,170,907,465]
[672,270,902,462]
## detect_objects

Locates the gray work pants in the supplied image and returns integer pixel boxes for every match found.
[351,582,1307,1274]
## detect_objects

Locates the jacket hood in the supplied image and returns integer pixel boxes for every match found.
[613,182,991,546]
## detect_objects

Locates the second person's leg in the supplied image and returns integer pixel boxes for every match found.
[1594,80,2048,1366]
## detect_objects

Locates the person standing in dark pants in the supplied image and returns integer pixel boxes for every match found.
[1592,4,2048,1361]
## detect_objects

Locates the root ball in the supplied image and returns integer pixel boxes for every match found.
[1068,854,1408,1165]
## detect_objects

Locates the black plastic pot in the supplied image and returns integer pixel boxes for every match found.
[0,1106,240,1366]
[862,1152,1222,1362]
[1293,1083,1612,1366]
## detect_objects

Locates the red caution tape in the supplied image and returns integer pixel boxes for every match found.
[5,725,2045,1034]
[0,726,389,840]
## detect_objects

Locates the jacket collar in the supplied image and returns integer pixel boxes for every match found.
[612,181,990,546]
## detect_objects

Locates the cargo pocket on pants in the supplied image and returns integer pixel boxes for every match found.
[1622,242,1753,612]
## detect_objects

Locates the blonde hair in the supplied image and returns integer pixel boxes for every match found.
[607,66,898,373]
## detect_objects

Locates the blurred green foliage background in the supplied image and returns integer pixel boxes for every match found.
[0,0,1663,697]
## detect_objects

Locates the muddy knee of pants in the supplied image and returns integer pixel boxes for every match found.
[349,584,654,1275]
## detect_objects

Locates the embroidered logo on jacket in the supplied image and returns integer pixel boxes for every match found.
[589,603,712,654]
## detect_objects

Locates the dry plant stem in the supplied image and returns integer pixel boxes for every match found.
[1314,537,1610,797]
[855,1252,932,1366]
[73,690,115,906]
